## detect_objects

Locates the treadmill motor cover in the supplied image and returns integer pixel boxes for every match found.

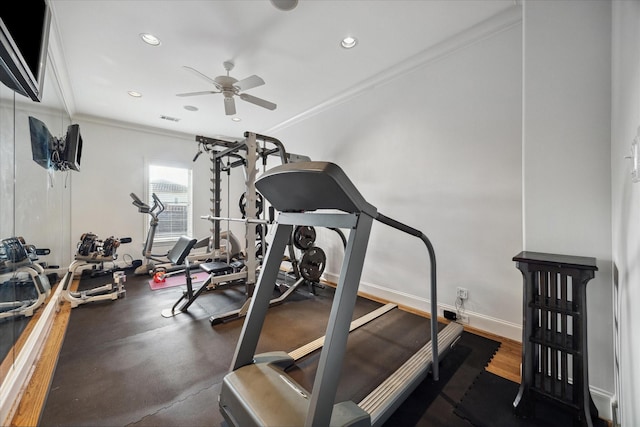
[255,161,377,217]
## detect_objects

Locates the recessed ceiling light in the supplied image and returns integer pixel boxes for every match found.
[270,0,298,11]
[140,33,161,46]
[184,105,198,112]
[127,90,142,98]
[232,117,241,122]
[341,36,358,49]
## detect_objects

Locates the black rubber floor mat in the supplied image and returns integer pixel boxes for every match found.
[382,332,500,427]
[455,370,608,427]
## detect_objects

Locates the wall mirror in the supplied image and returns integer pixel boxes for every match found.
[0,52,72,393]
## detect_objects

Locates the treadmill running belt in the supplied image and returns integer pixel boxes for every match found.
[286,307,446,404]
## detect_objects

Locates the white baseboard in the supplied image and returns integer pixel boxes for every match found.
[590,385,613,422]
[324,272,523,341]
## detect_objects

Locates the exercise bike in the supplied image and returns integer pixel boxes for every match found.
[0,237,52,319]
[130,192,240,275]
[59,233,130,308]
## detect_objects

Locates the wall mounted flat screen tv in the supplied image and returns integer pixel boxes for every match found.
[0,1,52,102]
[29,116,83,172]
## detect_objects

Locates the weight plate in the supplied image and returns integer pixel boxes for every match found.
[300,246,326,282]
[255,223,268,240]
[239,192,264,218]
[255,241,269,258]
[293,226,316,250]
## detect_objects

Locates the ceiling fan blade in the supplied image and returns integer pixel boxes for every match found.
[183,66,222,89]
[224,97,236,115]
[239,93,277,110]
[176,90,219,97]
[234,75,265,91]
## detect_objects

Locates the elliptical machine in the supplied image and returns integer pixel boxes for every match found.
[130,192,164,275]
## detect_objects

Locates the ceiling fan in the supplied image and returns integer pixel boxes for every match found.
[176,61,277,116]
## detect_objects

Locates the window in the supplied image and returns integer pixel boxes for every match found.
[148,164,192,242]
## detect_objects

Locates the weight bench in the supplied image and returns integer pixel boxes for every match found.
[161,237,235,318]
[160,236,197,316]
[200,261,235,277]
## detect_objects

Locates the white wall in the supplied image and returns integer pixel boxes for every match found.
[522,0,613,418]
[269,12,523,337]
[611,1,640,425]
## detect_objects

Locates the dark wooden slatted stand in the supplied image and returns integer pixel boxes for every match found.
[512,251,599,427]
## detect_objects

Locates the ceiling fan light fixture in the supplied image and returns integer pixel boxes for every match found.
[341,36,358,49]
[184,105,198,112]
[127,90,142,98]
[177,62,276,115]
[232,117,241,122]
[140,33,161,46]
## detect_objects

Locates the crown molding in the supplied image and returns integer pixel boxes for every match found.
[267,5,522,134]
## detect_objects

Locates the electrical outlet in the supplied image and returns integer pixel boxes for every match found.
[456,287,468,300]
[443,310,457,320]
[457,313,469,324]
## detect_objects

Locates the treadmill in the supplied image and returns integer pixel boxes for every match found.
[219,161,464,427]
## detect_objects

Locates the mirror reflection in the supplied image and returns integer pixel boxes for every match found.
[0,56,71,388]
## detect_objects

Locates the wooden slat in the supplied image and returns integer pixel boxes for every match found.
[9,278,76,427]
[288,303,397,361]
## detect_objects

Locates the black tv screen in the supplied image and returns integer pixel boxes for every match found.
[64,124,82,171]
[0,1,52,102]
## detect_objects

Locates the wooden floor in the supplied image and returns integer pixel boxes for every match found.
[8,280,522,426]
[469,325,521,383]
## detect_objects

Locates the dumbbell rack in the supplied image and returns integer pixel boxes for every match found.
[512,251,599,427]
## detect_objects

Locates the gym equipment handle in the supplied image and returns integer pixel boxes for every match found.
[375,212,439,381]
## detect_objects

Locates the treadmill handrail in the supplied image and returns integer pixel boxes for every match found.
[375,212,440,381]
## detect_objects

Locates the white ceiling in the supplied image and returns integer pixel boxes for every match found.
[47,0,516,139]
